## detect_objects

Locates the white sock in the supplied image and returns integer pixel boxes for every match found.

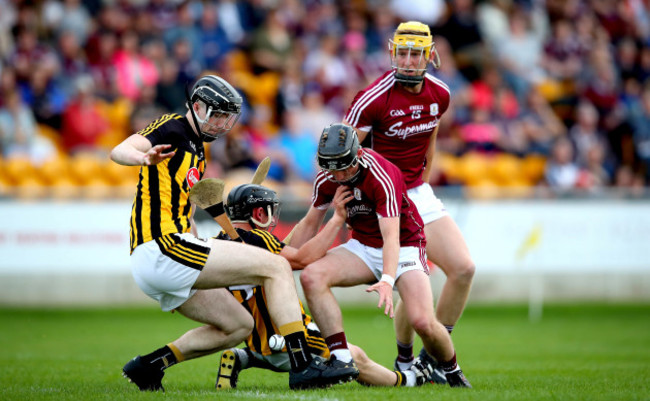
[403,370,416,387]
[330,349,352,363]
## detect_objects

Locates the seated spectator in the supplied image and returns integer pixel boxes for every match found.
[0,89,55,162]
[60,75,109,154]
[112,29,159,102]
[271,109,319,183]
[520,88,567,156]
[544,136,582,193]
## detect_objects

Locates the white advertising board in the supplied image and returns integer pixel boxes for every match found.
[0,200,649,274]
[0,201,132,273]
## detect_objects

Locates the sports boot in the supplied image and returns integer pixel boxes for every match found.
[418,347,448,385]
[289,356,359,390]
[216,349,243,389]
[445,369,472,388]
[122,355,164,391]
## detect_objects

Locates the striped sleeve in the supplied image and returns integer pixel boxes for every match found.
[345,72,395,129]
[362,152,400,218]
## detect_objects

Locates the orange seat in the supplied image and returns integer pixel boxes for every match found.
[15,176,48,199]
[521,154,547,184]
[103,160,140,186]
[489,154,523,186]
[458,152,490,186]
[68,152,106,185]
[50,176,81,200]
[80,176,115,200]
[38,156,71,186]
[3,157,37,186]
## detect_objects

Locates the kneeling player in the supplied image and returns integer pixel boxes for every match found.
[215,183,433,388]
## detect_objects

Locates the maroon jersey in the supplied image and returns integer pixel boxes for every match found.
[345,70,450,189]
[311,149,426,249]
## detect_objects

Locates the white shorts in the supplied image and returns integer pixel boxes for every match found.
[338,238,429,285]
[407,183,448,225]
[131,233,211,311]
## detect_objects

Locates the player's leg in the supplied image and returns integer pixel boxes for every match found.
[349,343,432,387]
[173,288,254,359]
[393,299,416,369]
[197,239,358,389]
[300,246,375,364]
[195,239,304,328]
[123,288,253,392]
[396,269,471,387]
[425,216,475,331]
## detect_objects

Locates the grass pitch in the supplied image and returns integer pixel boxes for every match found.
[1,303,648,400]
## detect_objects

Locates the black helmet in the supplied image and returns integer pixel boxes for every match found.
[317,123,360,171]
[187,75,243,142]
[226,184,280,229]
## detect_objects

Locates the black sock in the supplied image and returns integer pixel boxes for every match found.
[141,345,178,371]
[283,331,313,372]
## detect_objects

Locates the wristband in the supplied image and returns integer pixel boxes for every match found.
[205,202,225,218]
[380,274,395,288]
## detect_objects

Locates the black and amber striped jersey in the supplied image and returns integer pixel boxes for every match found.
[129,113,206,253]
[216,228,328,357]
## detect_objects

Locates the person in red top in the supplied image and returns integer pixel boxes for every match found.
[343,21,476,376]
[297,123,471,387]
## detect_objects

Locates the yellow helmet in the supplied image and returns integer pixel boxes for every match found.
[388,21,440,86]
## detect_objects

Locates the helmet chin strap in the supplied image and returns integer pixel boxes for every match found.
[250,205,274,228]
[184,83,219,142]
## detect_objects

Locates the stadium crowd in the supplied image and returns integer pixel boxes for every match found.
[0,0,649,199]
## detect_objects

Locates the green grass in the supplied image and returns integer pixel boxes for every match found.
[1,304,649,400]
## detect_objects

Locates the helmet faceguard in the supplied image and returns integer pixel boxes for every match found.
[388,21,440,86]
[226,184,281,231]
[186,75,243,142]
[317,123,365,185]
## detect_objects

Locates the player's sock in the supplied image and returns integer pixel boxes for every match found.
[234,348,250,369]
[444,325,454,334]
[141,344,184,371]
[279,321,313,372]
[325,332,352,363]
[439,352,460,373]
[396,340,414,369]
[394,370,416,387]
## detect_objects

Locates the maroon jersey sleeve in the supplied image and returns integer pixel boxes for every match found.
[311,171,336,209]
[361,150,402,219]
[345,71,395,132]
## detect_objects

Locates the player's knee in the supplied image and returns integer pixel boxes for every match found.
[349,344,369,366]
[410,315,436,338]
[300,264,326,293]
[448,259,475,284]
[260,255,292,281]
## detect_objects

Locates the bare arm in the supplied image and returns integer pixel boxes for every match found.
[366,216,400,318]
[287,204,328,248]
[110,134,176,166]
[342,118,369,143]
[421,124,440,184]
[281,186,353,270]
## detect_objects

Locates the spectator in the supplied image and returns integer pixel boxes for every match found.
[544,136,582,193]
[60,76,109,154]
[272,108,319,183]
[0,89,51,161]
[112,30,159,102]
